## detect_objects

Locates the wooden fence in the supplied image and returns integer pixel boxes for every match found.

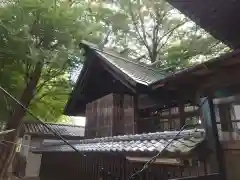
[40,152,210,180]
[169,174,220,180]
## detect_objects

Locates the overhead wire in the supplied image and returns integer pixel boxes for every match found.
[1,140,36,149]
[0,86,120,179]
[128,97,208,179]
[0,85,208,180]
[0,86,86,157]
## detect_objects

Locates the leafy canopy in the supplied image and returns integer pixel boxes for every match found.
[0,0,231,123]
[0,0,110,122]
[104,0,229,71]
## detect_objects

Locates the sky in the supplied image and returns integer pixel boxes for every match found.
[71,116,86,126]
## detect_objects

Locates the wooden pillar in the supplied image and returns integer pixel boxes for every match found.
[218,103,233,132]
[179,101,185,127]
[133,93,139,134]
[200,96,226,180]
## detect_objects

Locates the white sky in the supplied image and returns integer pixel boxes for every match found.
[71,116,86,126]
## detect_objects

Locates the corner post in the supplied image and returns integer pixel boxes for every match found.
[200,96,226,180]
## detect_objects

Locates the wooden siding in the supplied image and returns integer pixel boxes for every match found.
[122,94,135,134]
[40,152,210,180]
[169,174,220,180]
[85,93,135,138]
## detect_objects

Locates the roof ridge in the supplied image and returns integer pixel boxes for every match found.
[40,129,205,149]
[74,128,205,144]
[81,40,166,75]
[23,121,84,128]
[102,49,165,74]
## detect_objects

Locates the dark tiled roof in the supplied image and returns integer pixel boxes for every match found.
[32,129,205,155]
[82,40,166,85]
[167,0,237,48]
[22,122,84,137]
[95,50,165,85]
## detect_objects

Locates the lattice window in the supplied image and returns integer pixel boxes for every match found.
[154,105,200,132]
[214,96,240,140]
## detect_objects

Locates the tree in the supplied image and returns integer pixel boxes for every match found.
[0,0,110,178]
[106,0,229,71]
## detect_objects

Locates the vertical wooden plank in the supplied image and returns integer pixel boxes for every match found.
[133,94,139,134]
[113,93,124,135]
[123,94,135,134]
[86,100,98,138]
[179,102,185,128]
[218,103,233,132]
[85,93,138,137]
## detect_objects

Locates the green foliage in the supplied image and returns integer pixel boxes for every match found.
[0,0,231,123]
[105,0,230,71]
[0,0,108,122]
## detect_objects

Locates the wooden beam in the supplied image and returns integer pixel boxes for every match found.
[199,65,240,91]
[169,173,220,180]
[138,94,164,109]
[218,104,233,132]
[140,110,199,121]
[126,156,183,165]
[213,94,240,104]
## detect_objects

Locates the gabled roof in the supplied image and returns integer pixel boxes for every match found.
[32,129,205,157]
[94,49,165,86]
[21,122,84,138]
[80,41,166,86]
[64,41,165,115]
[167,0,238,49]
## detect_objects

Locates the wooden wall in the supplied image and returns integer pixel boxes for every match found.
[121,94,135,134]
[222,145,240,180]
[40,152,211,180]
[85,93,135,138]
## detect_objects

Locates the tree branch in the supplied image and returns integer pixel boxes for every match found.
[157,21,187,52]
[128,1,152,56]
[35,59,69,95]
[32,91,69,103]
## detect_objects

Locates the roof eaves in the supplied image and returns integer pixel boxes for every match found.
[64,46,93,115]
[32,129,205,154]
[95,51,144,86]
[150,50,240,89]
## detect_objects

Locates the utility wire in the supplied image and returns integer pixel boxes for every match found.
[0,85,208,180]
[0,86,120,179]
[1,140,36,149]
[0,86,85,157]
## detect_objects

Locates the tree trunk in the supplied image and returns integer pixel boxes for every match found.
[0,62,43,179]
